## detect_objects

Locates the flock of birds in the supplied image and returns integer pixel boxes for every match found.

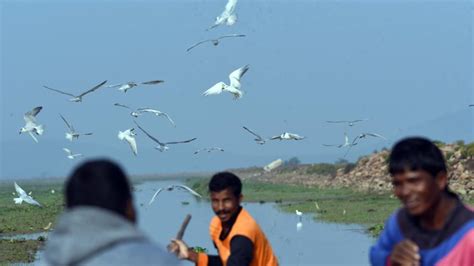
[13,0,393,209]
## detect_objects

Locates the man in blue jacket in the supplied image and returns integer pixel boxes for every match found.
[43,159,179,265]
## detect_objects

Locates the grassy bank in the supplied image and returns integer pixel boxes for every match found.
[188,178,474,237]
[0,179,64,264]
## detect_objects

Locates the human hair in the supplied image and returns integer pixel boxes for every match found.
[389,137,447,178]
[208,171,242,197]
[65,159,132,218]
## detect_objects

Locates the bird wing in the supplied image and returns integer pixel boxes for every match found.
[289,133,304,140]
[217,34,246,40]
[28,131,39,143]
[106,83,125,88]
[174,185,202,198]
[224,0,238,14]
[186,39,212,52]
[323,144,339,147]
[365,132,387,140]
[24,196,42,207]
[43,86,75,97]
[141,80,164,85]
[350,119,369,123]
[114,103,132,110]
[134,121,165,146]
[166,137,197,145]
[137,108,159,114]
[326,120,348,123]
[161,112,176,127]
[270,135,282,140]
[228,65,249,88]
[124,135,138,156]
[14,182,27,197]
[148,188,164,205]
[203,82,226,96]
[59,114,74,132]
[63,148,72,155]
[26,106,43,118]
[78,80,107,97]
[243,126,263,140]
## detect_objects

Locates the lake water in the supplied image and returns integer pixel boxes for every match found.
[33,179,375,265]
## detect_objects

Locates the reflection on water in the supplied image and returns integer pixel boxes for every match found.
[136,180,374,265]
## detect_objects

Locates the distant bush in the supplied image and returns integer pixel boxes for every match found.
[342,163,357,174]
[433,140,446,148]
[283,157,301,167]
[460,142,474,159]
[455,140,465,146]
[306,163,337,177]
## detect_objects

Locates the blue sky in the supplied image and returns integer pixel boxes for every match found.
[1,0,472,179]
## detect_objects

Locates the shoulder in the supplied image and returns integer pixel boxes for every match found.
[85,240,180,265]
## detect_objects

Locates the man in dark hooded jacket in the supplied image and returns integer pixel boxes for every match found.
[42,159,179,265]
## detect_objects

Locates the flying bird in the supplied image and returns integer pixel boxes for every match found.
[137,108,176,127]
[323,133,354,148]
[114,103,141,118]
[351,132,387,145]
[243,126,267,145]
[19,106,44,143]
[63,148,83,160]
[270,132,305,141]
[118,128,138,156]
[43,80,107,102]
[107,80,164,93]
[60,114,93,141]
[13,182,42,207]
[203,65,250,100]
[326,119,368,127]
[149,185,202,205]
[187,34,246,52]
[207,0,238,31]
[194,147,224,154]
[134,121,196,152]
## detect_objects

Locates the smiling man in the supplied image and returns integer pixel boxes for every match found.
[170,171,278,266]
[370,137,474,266]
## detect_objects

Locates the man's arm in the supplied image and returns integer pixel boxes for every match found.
[370,212,403,266]
[226,235,254,266]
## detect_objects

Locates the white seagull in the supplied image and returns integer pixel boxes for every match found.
[148,185,202,205]
[323,133,355,148]
[118,128,138,156]
[187,34,246,52]
[271,132,305,141]
[137,108,176,127]
[326,119,369,127]
[13,182,42,207]
[107,80,164,93]
[60,114,93,141]
[203,65,249,100]
[43,80,107,102]
[351,132,387,145]
[114,103,141,118]
[63,148,83,160]
[207,0,238,31]
[243,126,267,145]
[295,210,303,221]
[134,121,196,152]
[19,106,44,143]
[194,147,224,154]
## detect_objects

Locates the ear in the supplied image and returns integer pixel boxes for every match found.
[435,171,448,191]
[125,199,137,224]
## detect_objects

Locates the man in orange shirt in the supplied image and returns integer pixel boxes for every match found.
[170,171,278,266]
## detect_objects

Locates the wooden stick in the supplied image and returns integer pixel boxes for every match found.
[176,214,192,240]
[168,214,192,252]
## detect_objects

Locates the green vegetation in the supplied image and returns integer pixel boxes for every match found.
[0,179,64,264]
[188,179,401,237]
[192,246,208,253]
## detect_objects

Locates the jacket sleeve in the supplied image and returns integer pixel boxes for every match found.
[226,235,254,266]
[369,212,403,266]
